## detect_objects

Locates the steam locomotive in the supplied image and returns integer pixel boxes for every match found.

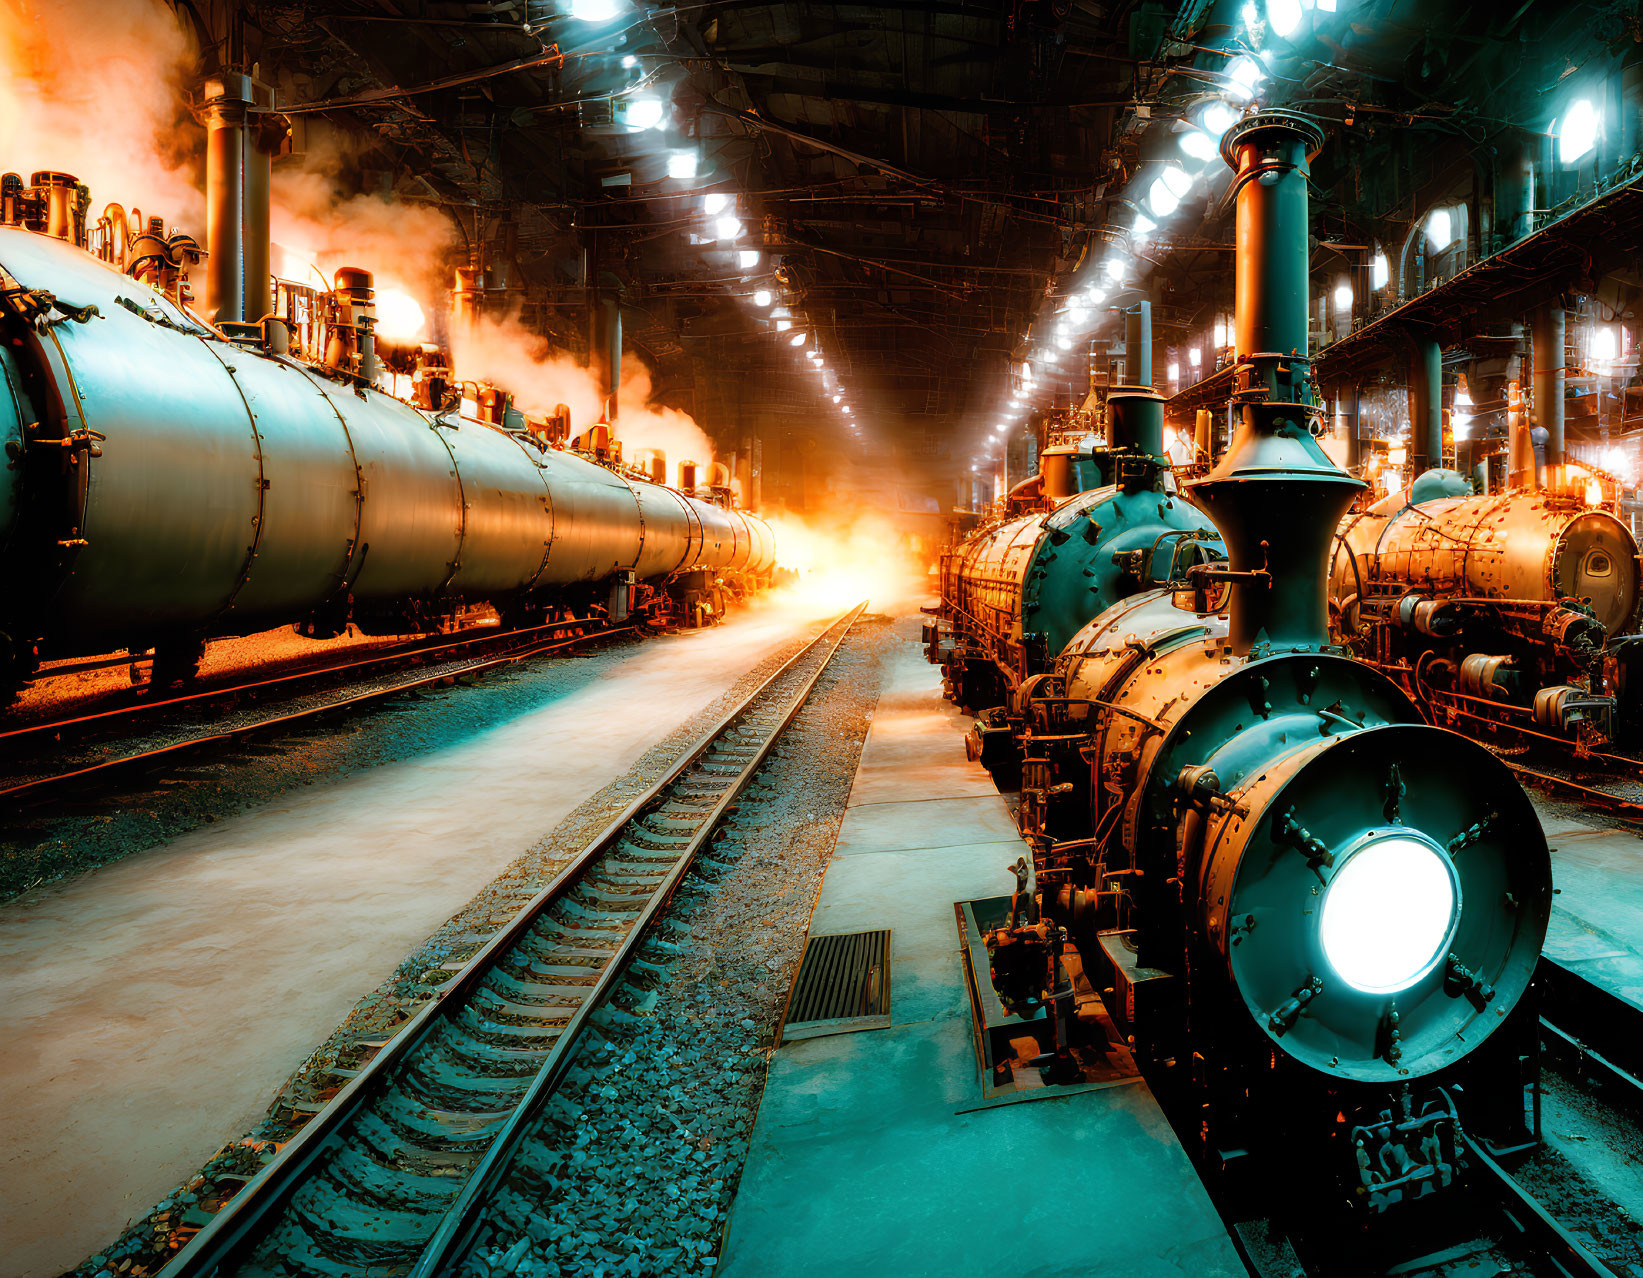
[929,112,1551,1213]
[1329,472,1643,752]
[0,172,775,698]
[930,386,1224,792]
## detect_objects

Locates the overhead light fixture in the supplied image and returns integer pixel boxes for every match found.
[775,318,792,331]
[1147,177,1181,218]
[715,216,743,241]
[1201,102,1239,137]
[1105,258,1125,281]
[1559,97,1601,165]
[571,0,620,21]
[789,332,807,347]
[1266,0,1302,38]
[1333,281,1353,313]
[1159,165,1193,198]
[738,249,761,269]
[624,96,665,131]
[702,193,729,215]
[1068,303,1089,323]
[1224,55,1265,102]
[753,288,772,307]
[832,394,842,403]
[1425,207,1453,252]
[1178,129,1217,162]
[1056,335,1072,350]
[1131,212,1157,243]
[667,152,698,180]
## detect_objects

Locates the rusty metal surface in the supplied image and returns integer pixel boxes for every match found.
[1331,491,1642,638]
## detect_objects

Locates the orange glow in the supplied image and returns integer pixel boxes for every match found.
[762,509,928,613]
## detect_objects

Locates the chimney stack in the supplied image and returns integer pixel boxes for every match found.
[1187,112,1363,656]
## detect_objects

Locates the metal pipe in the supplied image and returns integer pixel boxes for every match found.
[1410,337,1443,477]
[1124,300,1152,388]
[36,171,80,244]
[605,295,622,423]
[1231,120,1314,403]
[1194,409,1214,467]
[1189,111,1362,656]
[1532,303,1565,490]
[203,74,285,326]
[1508,390,1536,490]
[1343,384,1362,475]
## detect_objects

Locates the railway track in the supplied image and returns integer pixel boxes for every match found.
[1225,960,1643,1278]
[0,615,627,802]
[155,601,866,1278]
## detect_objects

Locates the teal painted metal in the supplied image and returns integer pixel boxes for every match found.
[1411,336,1442,475]
[1107,387,1165,468]
[1193,110,1362,656]
[1124,300,1153,387]
[943,478,1223,682]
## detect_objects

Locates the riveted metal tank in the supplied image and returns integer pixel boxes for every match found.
[1053,590,1549,1083]
[946,478,1222,682]
[739,510,777,577]
[0,344,28,553]
[0,224,775,671]
[628,479,702,581]
[1332,490,1641,638]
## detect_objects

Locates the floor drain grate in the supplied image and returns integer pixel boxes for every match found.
[777,930,892,1044]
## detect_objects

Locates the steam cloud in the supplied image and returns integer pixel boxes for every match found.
[0,0,202,225]
[0,1,721,491]
[270,133,457,320]
[450,312,717,479]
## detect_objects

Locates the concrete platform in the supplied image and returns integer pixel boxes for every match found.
[720,614,1242,1278]
[1535,801,1643,1012]
[0,595,835,1278]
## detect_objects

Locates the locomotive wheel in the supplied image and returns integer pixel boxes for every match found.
[0,631,38,708]
[151,637,205,692]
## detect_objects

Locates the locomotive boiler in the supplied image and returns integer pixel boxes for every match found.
[927,386,1224,739]
[956,112,1552,1211]
[1330,479,1643,750]
[0,173,775,697]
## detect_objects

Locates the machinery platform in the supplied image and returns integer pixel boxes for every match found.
[720,613,1243,1277]
[1535,801,1643,1012]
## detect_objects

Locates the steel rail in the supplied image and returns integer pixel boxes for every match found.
[0,622,633,801]
[412,601,866,1276]
[1498,757,1643,820]
[156,602,865,1278]
[1461,1133,1613,1278]
[2,614,604,748]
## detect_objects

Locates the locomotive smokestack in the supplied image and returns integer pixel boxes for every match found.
[203,74,288,326]
[1409,336,1442,476]
[1106,386,1165,492]
[1531,302,1565,489]
[1124,300,1152,387]
[1187,112,1363,656]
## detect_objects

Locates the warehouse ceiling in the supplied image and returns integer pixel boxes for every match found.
[211,0,1641,487]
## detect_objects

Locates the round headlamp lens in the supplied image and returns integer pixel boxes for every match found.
[1320,836,1458,993]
